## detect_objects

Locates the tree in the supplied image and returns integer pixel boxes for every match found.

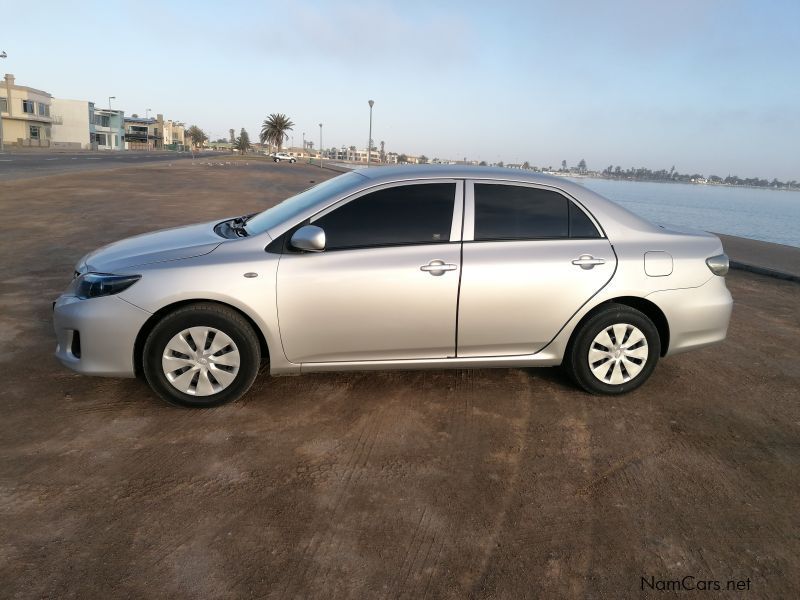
[187,125,207,148]
[234,128,251,154]
[380,141,386,163]
[479,160,487,166]
[229,129,235,144]
[578,159,587,173]
[398,153,408,163]
[419,155,429,164]
[522,161,530,169]
[260,113,295,153]
[561,159,567,171]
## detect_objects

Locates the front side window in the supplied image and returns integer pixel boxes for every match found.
[313,183,456,250]
[22,100,35,114]
[37,103,50,117]
[0,97,7,113]
[29,126,40,139]
[473,184,600,240]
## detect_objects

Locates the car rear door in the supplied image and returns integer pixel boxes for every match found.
[276,180,463,364]
[457,180,616,357]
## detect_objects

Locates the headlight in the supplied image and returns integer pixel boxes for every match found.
[70,273,141,299]
[705,254,729,276]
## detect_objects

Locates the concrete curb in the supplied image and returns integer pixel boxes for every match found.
[730,261,800,284]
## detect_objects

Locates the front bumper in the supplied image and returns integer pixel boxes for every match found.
[53,294,152,377]
[647,276,733,357]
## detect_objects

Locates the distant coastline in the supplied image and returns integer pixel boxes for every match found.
[543,166,799,192]
[556,172,800,193]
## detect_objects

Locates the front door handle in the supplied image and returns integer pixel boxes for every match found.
[572,254,606,270]
[420,259,457,276]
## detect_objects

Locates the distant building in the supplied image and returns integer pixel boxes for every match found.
[163,119,187,150]
[50,99,124,150]
[1,73,53,147]
[124,114,164,150]
[323,146,381,162]
[91,106,125,150]
[51,99,91,149]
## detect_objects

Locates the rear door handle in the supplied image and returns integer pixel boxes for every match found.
[572,254,606,270]
[420,259,457,276]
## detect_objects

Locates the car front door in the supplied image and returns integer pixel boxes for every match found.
[276,180,463,364]
[457,180,616,357]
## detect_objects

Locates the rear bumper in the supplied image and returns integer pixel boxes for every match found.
[53,295,151,377]
[647,276,733,356]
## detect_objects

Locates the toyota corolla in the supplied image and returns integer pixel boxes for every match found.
[53,165,733,407]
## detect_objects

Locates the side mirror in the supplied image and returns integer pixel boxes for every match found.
[290,225,326,252]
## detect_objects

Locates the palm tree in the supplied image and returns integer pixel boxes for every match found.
[260,113,295,153]
[187,125,207,149]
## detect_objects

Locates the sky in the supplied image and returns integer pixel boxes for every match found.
[3,0,799,179]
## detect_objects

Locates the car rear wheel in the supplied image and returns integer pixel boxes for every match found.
[143,303,261,407]
[565,303,660,395]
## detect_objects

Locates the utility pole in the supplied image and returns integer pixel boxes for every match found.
[318,123,323,168]
[0,51,7,152]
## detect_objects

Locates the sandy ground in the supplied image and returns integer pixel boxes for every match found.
[1,162,798,599]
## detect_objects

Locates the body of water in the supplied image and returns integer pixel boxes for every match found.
[571,178,800,248]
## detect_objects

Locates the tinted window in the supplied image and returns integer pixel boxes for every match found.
[569,202,601,238]
[314,183,455,250]
[474,184,568,240]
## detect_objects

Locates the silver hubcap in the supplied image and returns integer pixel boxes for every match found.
[161,327,240,396]
[588,323,648,385]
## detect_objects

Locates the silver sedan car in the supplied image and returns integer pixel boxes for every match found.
[53,165,733,407]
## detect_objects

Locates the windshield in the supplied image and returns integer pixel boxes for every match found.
[244,172,365,236]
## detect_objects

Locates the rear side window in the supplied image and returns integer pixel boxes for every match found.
[314,183,456,250]
[473,184,600,240]
[474,184,568,240]
[569,202,601,238]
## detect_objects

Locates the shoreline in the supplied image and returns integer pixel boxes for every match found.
[716,234,800,283]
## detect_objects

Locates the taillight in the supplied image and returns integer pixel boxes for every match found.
[706,254,729,276]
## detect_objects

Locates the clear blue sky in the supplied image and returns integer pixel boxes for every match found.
[3,0,799,179]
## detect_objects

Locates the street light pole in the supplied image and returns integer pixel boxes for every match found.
[318,123,323,168]
[107,96,116,150]
[145,108,152,151]
[367,99,374,167]
[0,51,6,152]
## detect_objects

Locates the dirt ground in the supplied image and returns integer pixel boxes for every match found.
[1,161,798,599]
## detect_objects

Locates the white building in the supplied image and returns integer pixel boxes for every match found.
[50,99,91,149]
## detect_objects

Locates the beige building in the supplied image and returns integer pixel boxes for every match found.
[163,119,187,150]
[1,74,53,147]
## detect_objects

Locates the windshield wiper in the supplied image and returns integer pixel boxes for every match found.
[230,214,255,237]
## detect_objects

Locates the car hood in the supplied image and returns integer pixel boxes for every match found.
[78,220,223,273]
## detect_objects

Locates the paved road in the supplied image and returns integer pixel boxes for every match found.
[0,150,228,180]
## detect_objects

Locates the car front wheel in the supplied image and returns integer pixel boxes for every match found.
[142,303,261,407]
[566,303,660,395]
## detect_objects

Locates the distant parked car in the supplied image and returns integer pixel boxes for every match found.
[272,152,296,163]
[53,165,732,407]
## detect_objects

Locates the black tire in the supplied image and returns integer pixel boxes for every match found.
[565,303,661,395]
[142,303,261,407]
